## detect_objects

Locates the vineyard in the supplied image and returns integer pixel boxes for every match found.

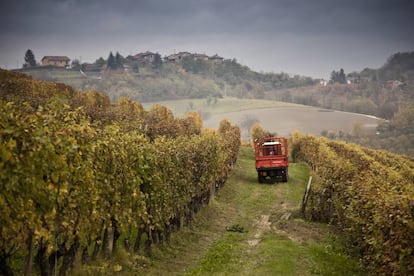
[0,69,241,275]
[2,68,414,275]
[291,132,414,274]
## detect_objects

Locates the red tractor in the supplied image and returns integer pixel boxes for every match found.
[254,137,289,183]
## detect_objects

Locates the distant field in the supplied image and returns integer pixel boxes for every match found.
[143,98,381,139]
[142,97,305,117]
[204,107,381,139]
[15,68,86,89]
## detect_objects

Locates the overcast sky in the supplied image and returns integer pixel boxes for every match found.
[1,0,413,79]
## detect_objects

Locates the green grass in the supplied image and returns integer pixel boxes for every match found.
[75,146,365,275]
[133,146,364,275]
[181,148,361,275]
[142,97,306,117]
[185,234,243,275]
[307,241,364,276]
[251,233,310,275]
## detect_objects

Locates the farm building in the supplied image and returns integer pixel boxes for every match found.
[41,56,71,67]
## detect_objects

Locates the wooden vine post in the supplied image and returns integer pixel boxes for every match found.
[301,176,312,218]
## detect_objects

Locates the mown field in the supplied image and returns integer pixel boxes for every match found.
[204,107,380,139]
[142,97,305,117]
[143,98,381,139]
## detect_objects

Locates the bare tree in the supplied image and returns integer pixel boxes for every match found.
[240,114,259,137]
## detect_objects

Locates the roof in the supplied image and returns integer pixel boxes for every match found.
[134,51,156,58]
[42,56,70,61]
[193,53,209,58]
[167,52,191,58]
[209,54,224,60]
[165,52,191,61]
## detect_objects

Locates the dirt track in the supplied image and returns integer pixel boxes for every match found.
[203,107,381,139]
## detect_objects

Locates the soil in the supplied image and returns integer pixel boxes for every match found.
[247,214,271,246]
[271,218,331,245]
[247,211,330,248]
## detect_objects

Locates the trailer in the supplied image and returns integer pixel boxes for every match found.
[254,137,289,183]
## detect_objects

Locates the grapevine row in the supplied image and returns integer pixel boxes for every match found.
[0,97,240,275]
[291,131,414,275]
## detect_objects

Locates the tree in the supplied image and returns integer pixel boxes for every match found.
[152,53,162,69]
[347,71,361,83]
[71,59,81,70]
[95,57,106,67]
[115,52,124,69]
[251,123,265,142]
[240,114,259,138]
[330,70,337,83]
[24,49,36,68]
[107,52,116,70]
[132,64,139,73]
[250,123,275,142]
[391,103,414,134]
[338,68,347,83]
[330,68,347,84]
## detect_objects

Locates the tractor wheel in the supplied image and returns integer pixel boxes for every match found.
[258,174,265,183]
[283,169,289,182]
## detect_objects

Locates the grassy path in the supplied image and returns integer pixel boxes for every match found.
[131,146,364,275]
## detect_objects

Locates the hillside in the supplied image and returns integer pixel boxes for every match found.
[268,52,414,120]
[264,52,414,156]
[268,79,414,156]
[16,55,317,103]
[357,51,414,82]
[16,51,414,119]
[12,51,414,157]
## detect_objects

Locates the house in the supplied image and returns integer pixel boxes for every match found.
[41,56,71,67]
[164,51,192,62]
[209,54,224,63]
[193,53,209,61]
[319,80,328,86]
[82,63,104,72]
[165,52,225,63]
[132,51,157,63]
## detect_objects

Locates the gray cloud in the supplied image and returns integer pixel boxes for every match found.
[1,0,413,78]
